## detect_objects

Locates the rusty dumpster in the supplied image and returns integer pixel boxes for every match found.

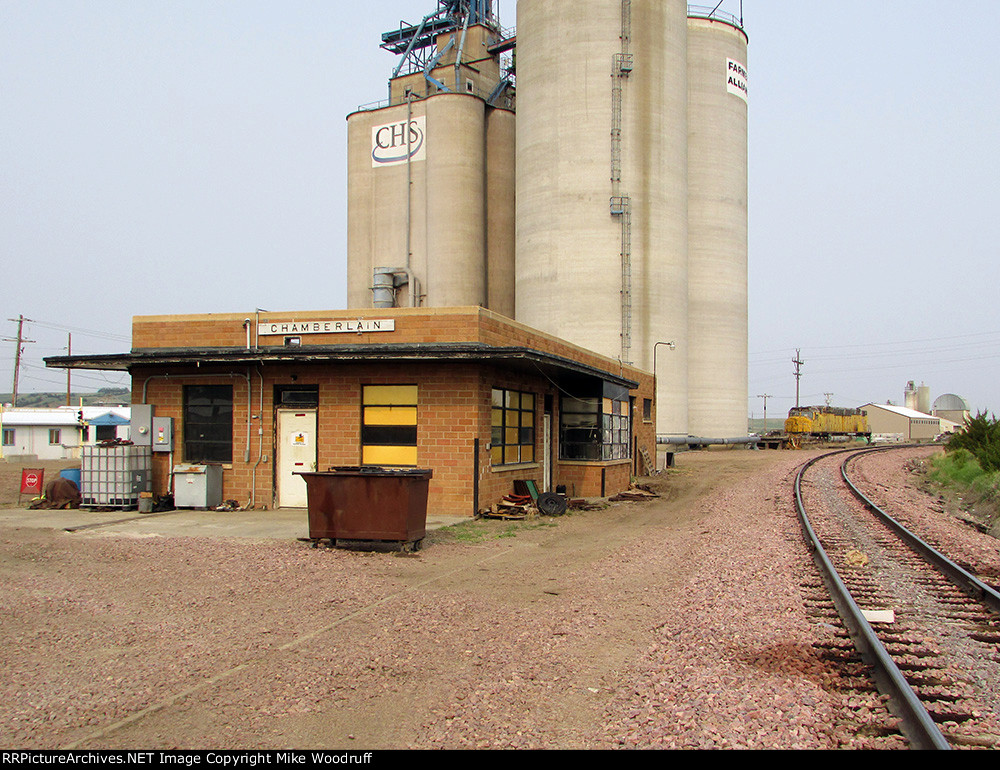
[297,466,432,549]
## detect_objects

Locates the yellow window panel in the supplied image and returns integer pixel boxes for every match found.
[492,408,503,427]
[363,385,417,406]
[363,445,418,467]
[520,445,533,462]
[364,406,417,426]
[490,445,503,465]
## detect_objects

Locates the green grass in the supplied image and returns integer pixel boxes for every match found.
[928,448,988,488]
[437,516,559,544]
[926,448,1000,536]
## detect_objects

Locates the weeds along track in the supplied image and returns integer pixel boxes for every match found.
[795,447,1000,749]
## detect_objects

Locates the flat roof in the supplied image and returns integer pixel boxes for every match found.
[861,402,939,420]
[45,342,640,390]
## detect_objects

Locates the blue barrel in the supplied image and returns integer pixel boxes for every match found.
[60,468,82,489]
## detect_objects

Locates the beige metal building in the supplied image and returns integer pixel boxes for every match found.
[861,403,942,442]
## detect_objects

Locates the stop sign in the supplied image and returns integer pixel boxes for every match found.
[20,468,44,495]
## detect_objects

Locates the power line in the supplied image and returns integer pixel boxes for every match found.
[25,318,130,343]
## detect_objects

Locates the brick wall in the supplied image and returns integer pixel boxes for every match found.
[129,308,657,518]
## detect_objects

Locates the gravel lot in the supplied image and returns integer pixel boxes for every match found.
[2,445,991,749]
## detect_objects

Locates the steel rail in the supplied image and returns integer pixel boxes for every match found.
[794,449,952,750]
[842,447,1000,615]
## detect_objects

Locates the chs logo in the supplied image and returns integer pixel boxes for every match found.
[371,116,426,167]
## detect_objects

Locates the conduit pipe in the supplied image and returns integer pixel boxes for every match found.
[657,435,756,446]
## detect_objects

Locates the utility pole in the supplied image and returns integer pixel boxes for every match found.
[757,393,772,432]
[792,348,804,408]
[4,315,35,407]
[66,333,72,406]
[824,392,833,407]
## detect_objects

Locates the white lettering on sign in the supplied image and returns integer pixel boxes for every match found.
[726,58,748,103]
[257,319,396,336]
[371,115,426,167]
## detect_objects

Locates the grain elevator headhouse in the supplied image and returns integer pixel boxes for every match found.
[347,0,517,315]
[348,0,749,442]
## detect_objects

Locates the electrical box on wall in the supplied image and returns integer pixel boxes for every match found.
[152,417,173,452]
[131,404,153,446]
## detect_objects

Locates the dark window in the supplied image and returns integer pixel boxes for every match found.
[1,428,13,446]
[48,429,61,445]
[643,398,652,422]
[96,425,117,442]
[275,385,319,408]
[184,385,233,463]
[560,383,630,461]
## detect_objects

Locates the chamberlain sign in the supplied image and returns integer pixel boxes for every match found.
[258,319,396,336]
[371,116,426,167]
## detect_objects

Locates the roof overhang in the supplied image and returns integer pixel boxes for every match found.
[45,343,639,391]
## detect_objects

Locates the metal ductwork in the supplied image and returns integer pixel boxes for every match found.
[372,267,411,308]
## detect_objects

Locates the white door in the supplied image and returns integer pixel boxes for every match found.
[277,409,317,508]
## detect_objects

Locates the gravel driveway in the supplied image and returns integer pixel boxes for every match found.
[2,446,976,749]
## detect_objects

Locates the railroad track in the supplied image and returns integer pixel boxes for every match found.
[795,446,1000,750]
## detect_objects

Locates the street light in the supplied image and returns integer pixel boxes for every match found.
[652,341,676,470]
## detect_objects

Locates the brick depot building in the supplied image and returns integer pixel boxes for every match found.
[49,308,655,517]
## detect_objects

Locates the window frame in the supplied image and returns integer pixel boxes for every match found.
[559,383,631,462]
[48,428,62,446]
[2,428,14,447]
[491,387,536,466]
[361,384,418,467]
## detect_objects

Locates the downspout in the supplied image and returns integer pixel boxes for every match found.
[406,91,414,304]
[405,92,419,306]
[250,365,265,509]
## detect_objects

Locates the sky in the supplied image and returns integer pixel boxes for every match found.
[2,1,998,422]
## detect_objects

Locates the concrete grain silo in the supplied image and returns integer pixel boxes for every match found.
[514,0,691,437]
[686,10,749,438]
[346,9,515,311]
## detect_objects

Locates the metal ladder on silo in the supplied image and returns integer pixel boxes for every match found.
[611,0,633,364]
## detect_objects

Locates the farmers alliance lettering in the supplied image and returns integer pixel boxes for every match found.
[726,58,748,103]
[258,320,395,336]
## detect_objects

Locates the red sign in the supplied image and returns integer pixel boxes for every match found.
[20,468,44,495]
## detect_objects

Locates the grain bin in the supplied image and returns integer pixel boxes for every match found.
[686,10,749,438]
[514,0,690,437]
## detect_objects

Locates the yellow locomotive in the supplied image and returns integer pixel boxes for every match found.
[784,406,871,442]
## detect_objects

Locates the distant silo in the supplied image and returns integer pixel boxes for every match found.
[918,382,931,414]
[515,0,690,437]
[686,10,749,438]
